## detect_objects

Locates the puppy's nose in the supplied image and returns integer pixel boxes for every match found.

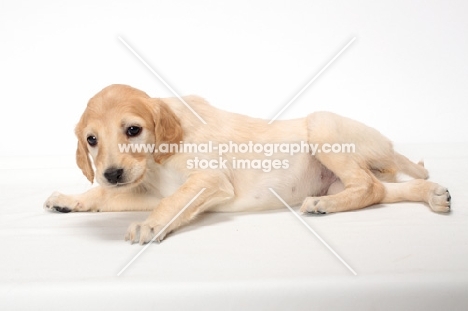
[104,167,124,184]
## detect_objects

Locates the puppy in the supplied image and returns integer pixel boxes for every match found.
[44,84,451,244]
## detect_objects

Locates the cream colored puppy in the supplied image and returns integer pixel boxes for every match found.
[44,84,451,244]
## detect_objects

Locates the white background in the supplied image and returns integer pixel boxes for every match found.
[1,0,467,156]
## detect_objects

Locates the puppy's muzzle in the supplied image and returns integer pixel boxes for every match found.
[104,167,124,185]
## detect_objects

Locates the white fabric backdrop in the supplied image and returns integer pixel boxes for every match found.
[1,0,468,156]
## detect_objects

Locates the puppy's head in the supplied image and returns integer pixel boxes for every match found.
[75,84,183,187]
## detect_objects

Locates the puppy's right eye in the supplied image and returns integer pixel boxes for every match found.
[87,135,97,147]
[126,126,142,137]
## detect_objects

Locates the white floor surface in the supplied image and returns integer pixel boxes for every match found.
[1,143,467,310]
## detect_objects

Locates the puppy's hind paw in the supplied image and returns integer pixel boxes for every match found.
[429,186,451,213]
[300,196,330,214]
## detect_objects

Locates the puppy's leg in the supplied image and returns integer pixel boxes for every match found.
[44,187,159,213]
[301,112,387,213]
[382,180,451,213]
[394,152,429,179]
[125,173,234,244]
[301,161,385,214]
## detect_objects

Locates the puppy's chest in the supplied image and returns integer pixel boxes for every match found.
[145,165,186,198]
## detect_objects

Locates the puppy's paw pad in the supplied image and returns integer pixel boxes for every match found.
[52,206,72,213]
[429,186,451,213]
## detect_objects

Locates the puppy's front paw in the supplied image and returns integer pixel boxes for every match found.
[124,222,167,245]
[43,191,82,213]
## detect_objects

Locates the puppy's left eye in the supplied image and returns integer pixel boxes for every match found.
[126,126,142,137]
[87,135,97,147]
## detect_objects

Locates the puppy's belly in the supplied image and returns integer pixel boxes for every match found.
[211,155,336,212]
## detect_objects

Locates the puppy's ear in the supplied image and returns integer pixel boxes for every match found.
[75,126,94,183]
[151,100,183,163]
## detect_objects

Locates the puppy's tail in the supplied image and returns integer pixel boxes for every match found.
[394,152,429,179]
